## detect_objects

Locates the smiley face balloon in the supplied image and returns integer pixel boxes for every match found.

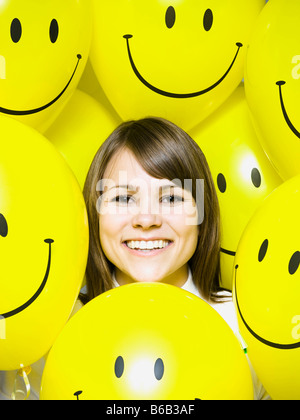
[233,175,300,399]
[190,85,282,290]
[0,115,89,371]
[90,0,265,131]
[245,0,300,180]
[40,283,253,400]
[0,0,92,133]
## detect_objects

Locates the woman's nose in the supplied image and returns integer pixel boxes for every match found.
[132,209,162,230]
[0,213,8,237]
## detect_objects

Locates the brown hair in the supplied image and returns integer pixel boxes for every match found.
[81,117,226,304]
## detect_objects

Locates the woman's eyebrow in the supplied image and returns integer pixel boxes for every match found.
[107,184,139,192]
[105,183,182,193]
[159,184,182,192]
[159,185,175,192]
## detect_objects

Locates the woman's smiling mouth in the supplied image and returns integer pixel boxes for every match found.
[123,239,173,255]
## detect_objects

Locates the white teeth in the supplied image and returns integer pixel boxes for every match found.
[126,240,169,250]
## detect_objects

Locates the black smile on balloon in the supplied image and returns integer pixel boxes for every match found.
[73,391,202,401]
[123,34,243,98]
[0,55,82,116]
[276,81,300,139]
[220,248,236,257]
[0,239,54,319]
[234,264,300,350]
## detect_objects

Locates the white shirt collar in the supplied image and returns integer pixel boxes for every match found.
[181,267,201,297]
[112,268,201,297]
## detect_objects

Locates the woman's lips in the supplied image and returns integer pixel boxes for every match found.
[122,239,173,256]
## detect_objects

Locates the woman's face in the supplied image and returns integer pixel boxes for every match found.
[98,148,199,287]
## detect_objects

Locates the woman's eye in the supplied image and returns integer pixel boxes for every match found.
[161,195,184,205]
[112,195,134,205]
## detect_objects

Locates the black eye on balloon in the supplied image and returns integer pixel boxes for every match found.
[258,239,268,262]
[49,19,59,43]
[114,356,124,378]
[0,214,8,237]
[251,168,262,188]
[203,9,213,31]
[289,251,300,275]
[165,6,176,29]
[217,173,227,193]
[11,18,22,43]
[154,358,164,380]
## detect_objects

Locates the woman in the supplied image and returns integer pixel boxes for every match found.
[81,117,224,301]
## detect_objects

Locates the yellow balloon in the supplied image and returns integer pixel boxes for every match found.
[78,59,122,122]
[45,89,121,189]
[190,85,282,290]
[233,175,300,400]
[0,0,92,133]
[90,0,265,131]
[40,283,253,400]
[245,0,300,180]
[0,115,89,371]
